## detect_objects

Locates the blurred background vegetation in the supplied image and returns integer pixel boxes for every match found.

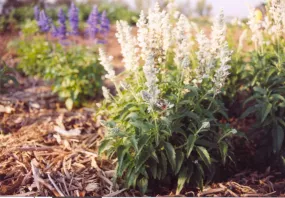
[0,0,221,33]
[0,0,139,33]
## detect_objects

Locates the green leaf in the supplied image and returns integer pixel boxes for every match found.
[98,139,112,154]
[127,168,139,188]
[270,94,285,102]
[117,145,127,175]
[137,177,148,194]
[175,150,184,175]
[186,134,197,158]
[125,112,139,121]
[151,151,159,163]
[160,152,168,179]
[243,95,259,107]
[240,105,257,119]
[135,146,154,173]
[261,103,272,123]
[176,166,188,195]
[196,146,211,168]
[253,87,266,95]
[186,163,194,184]
[219,142,228,165]
[130,120,153,131]
[196,139,218,149]
[164,142,176,171]
[148,158,158,179]
[193,164,204,190]
[118,159,132,177]
[138,134,151,154]
[130,136,138,152]
[272,125,284,153]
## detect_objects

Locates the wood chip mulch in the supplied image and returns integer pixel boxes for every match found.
[0,85,139,197]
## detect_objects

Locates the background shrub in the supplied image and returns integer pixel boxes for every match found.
[12,18,104,109]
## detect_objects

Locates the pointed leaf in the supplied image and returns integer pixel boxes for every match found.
[117,145,127,174]
[130,136,138,152]
[135,146,154,173]
[138,135,151,154]
[240,105,257,119]
[148,158,158,179]
[160,152,168,179]
[186,134,197,158]
[196,146,211,168]
[186,162,194,184]
[175,150,184,175]
[219,142,228,165]
[261,103,272,123]
[98,139,112,154]
[130,120,152,131]
[176,166,188,195]
[272,125,284,153]
[164,142,176,171]
[151,151,159,163]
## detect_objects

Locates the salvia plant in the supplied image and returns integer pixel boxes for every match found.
[224,0,285,167]
[98,4,237,194]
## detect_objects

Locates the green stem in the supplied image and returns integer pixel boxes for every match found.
[175,67,185,112]
[207,94,216,110]
[151,108,159,146]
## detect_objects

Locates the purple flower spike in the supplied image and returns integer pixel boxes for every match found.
[68,2,79,36]
[100,11,110,37]
[34,6,40,21]
[58,9,67,39]
[51,24,58,37]
[38,10,51,33]
[87,6,99,39]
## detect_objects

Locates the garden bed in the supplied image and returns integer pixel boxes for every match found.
[1,3,285,195]
[0,31,284,198]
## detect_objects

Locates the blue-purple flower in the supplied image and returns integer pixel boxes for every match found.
[100,11,110,37]
[87,6,99,39]
[58,9,67,39]
[68,2,79,36]
[51,24,58,37]
[38,10,51,32]
[34,6,40,21]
